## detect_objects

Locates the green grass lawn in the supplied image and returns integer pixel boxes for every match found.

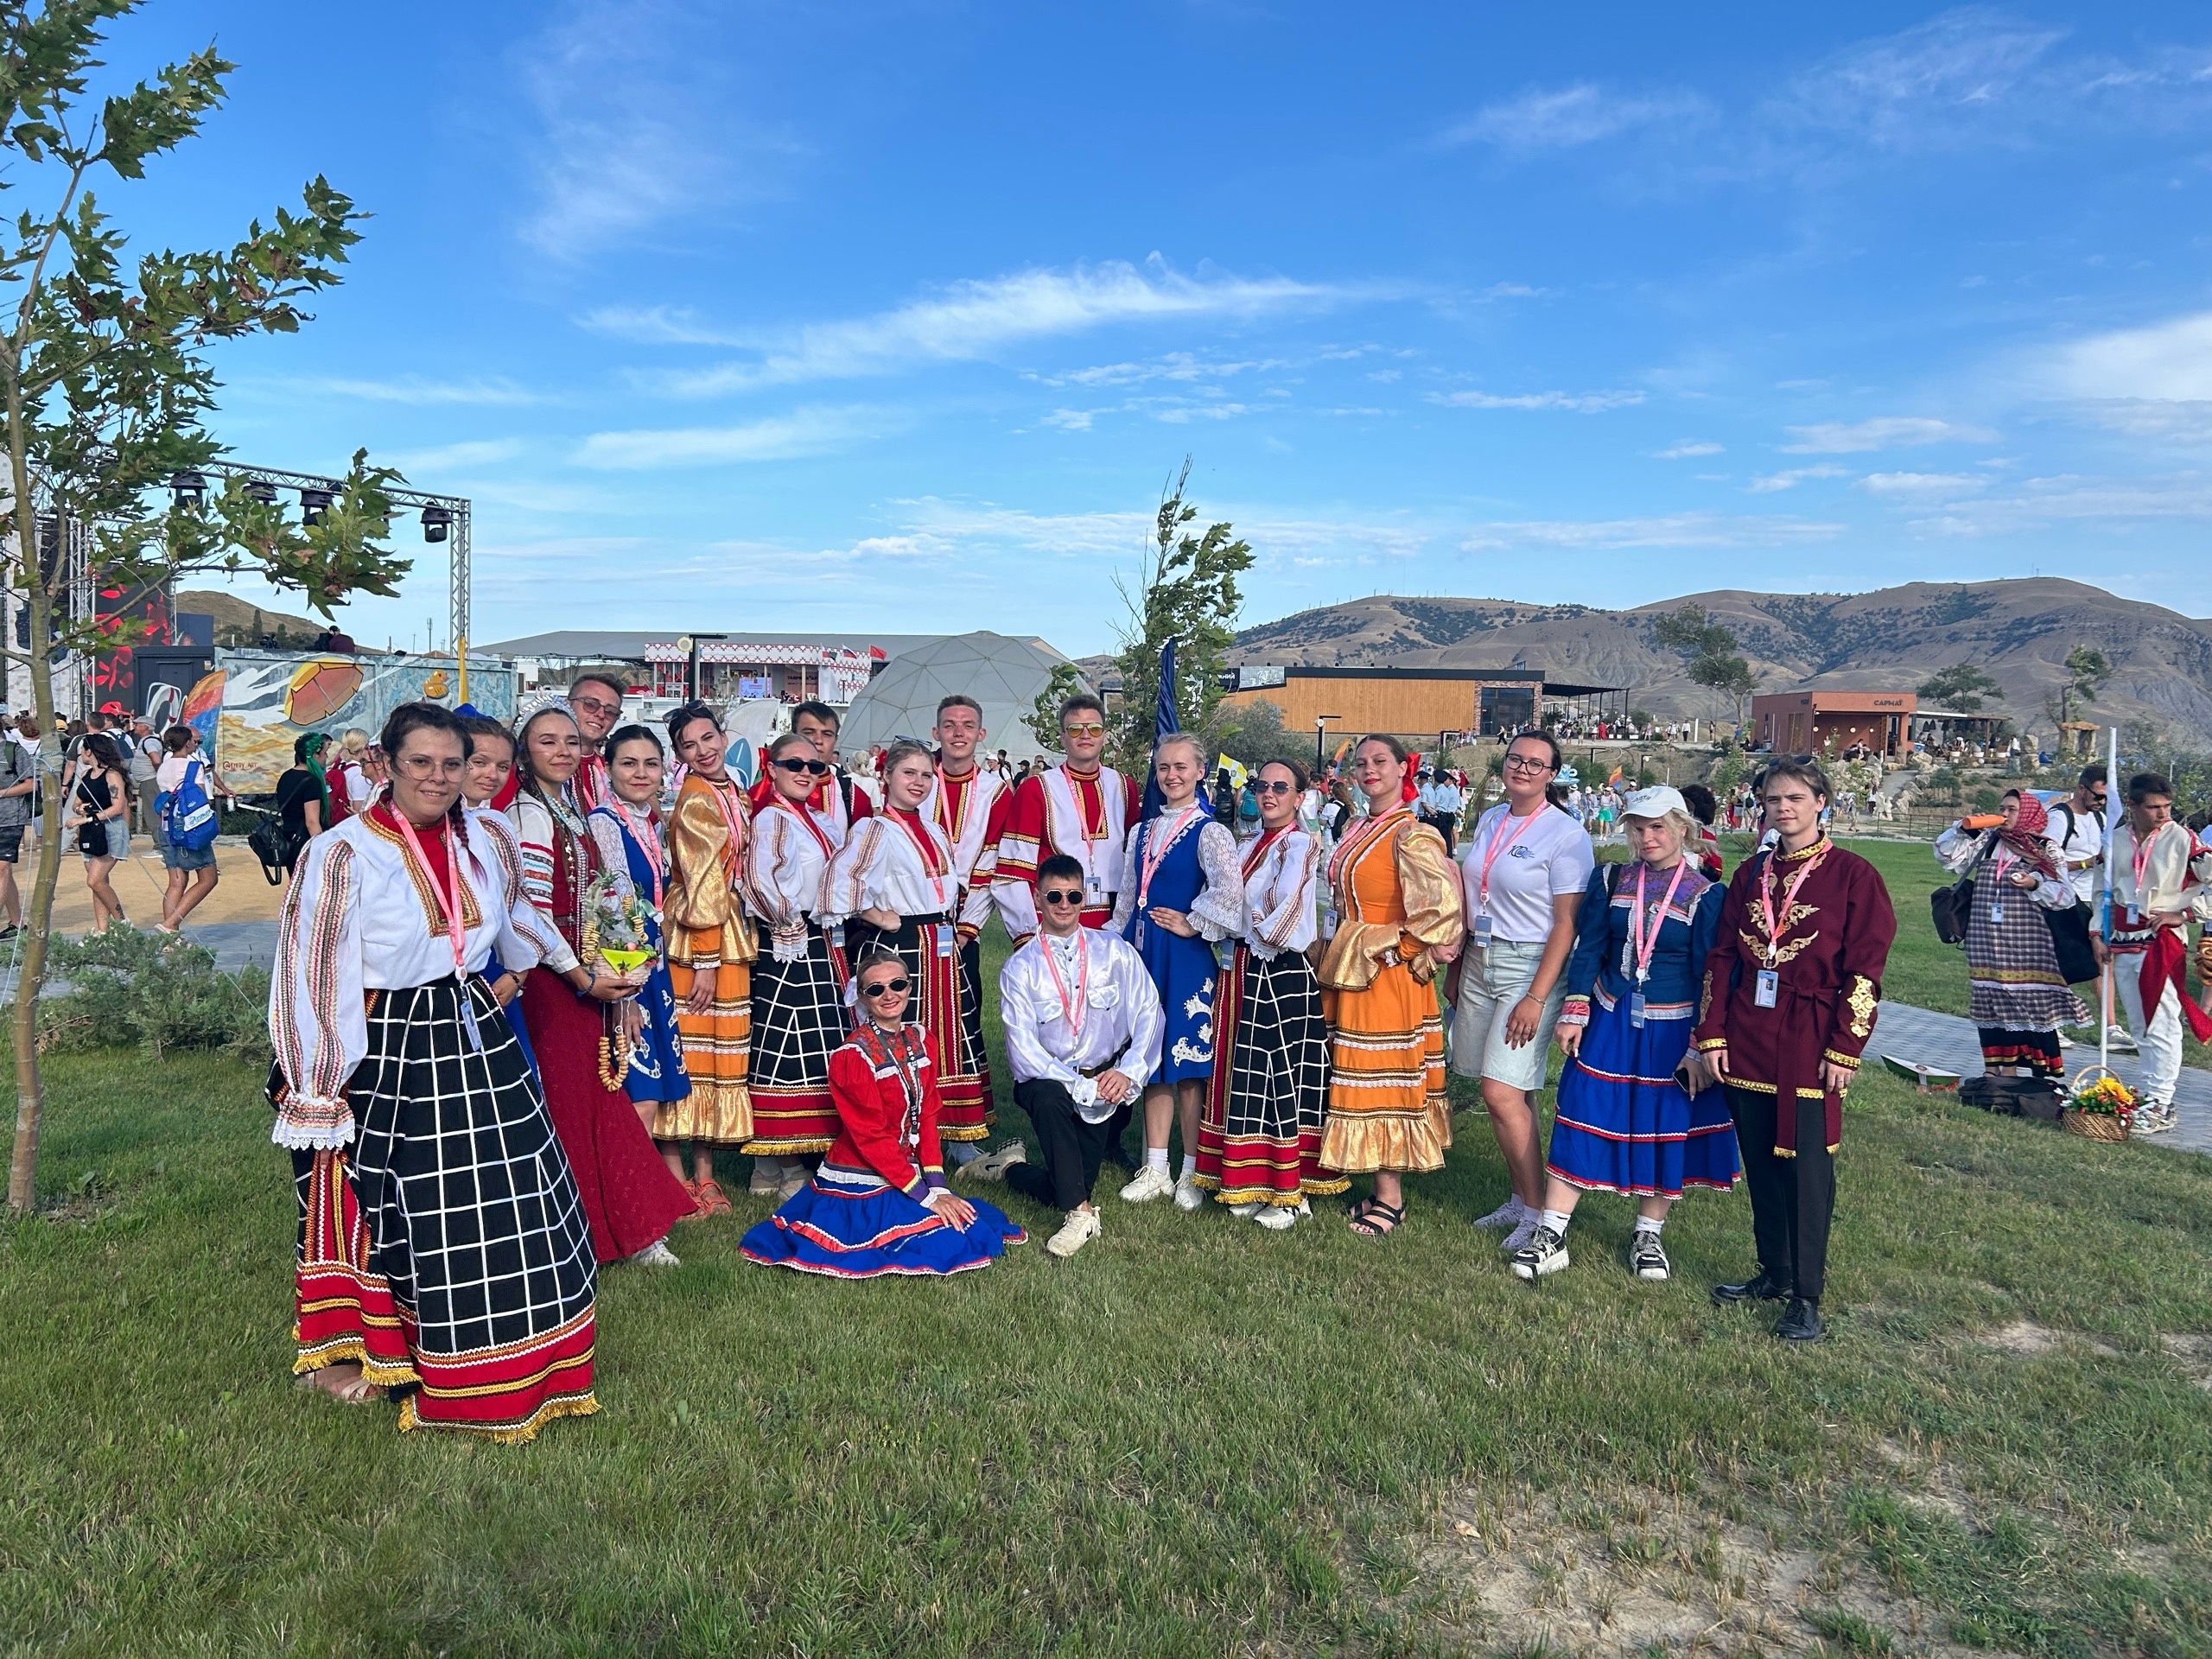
[4,939,2212,1654]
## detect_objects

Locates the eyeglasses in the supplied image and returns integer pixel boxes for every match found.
[397,754,466,779]
[1062,721,1105,738]
[570,695,621,717]
[1253,779,1294,795]
[1503,754,1555,772]
[1040,887,1084,906]
[860,976,911,997]
[776,757,830,776]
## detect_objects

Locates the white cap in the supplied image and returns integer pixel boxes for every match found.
[1620,785,1688,823]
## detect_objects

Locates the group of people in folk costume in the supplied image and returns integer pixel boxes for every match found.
[268,679,1897,1444]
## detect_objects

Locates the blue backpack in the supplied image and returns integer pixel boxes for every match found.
[161,755,219,853]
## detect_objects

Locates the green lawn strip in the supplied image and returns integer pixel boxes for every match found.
[2,964,2209,1652]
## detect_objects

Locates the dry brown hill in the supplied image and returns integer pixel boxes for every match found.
[1232,578,2212,741]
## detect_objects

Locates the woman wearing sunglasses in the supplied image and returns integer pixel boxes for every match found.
[741,944,1024,1276]
[821,741,995,1151]
[510,695,697,1266]
[744,730,849,1188]
[1319,734,1465,1237]
[1194,757,1345,1228]
[1112,733,1245,1211]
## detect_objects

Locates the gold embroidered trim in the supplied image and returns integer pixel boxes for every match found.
[1845,973,1877,1039]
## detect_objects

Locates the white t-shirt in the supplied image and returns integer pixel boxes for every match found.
[2045,798,2106,905]
[1459,802,1593,943]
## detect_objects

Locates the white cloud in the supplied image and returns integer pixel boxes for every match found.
[580,305,747,346]
[1780,416,1997,453]
[1859,471,1986,495]
[384,439,528,474]
[2045,310,2212,401]
[652,261,1357,396]
[1905,472,2212,537]
[1039,409,1096,432]
[1438,83,1711,150]
[1461,513,1844,551]
[1654,440,1724,459]
[1429,388,1645,412]
[1745,464,1847,493]
[1771,9,2069,150]
[295,376,544,407]
[573,405,892,468]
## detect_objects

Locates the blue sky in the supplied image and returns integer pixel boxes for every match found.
[100,2,2212,654]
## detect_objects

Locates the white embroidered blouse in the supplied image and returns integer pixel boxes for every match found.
[998,926,1165,1114]
[1236,826,1321,958]
[746,798,834,929]
[1107,811,1246,942]
[268,807,550,1150]
[819,809,959,925]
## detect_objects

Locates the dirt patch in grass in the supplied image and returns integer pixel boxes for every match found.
[2160,1332,2212,1389]
[1975,1317,2120,1360]
[1391,1482,2002,1658]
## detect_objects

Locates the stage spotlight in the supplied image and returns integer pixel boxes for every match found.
[244,479,278,505]
[419,505,453,543]
[168,469,207,508]
[300,486,334,525]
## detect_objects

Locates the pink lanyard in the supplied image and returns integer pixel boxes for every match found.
[393,813,467,976]
[1628,861,1687,985]
[613,802,664,906]
[1039,928,1090,1041]
[1136,807,1199,908]
[890,810,953,910]
[702,778,747,879]
[771,795,836,861]
[2129,825,2159,916]
[1758,843,1824,968]
[1475,808,1541,912]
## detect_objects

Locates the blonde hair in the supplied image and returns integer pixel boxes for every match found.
[1154,732,1209,772]
[1624,806,1697,842]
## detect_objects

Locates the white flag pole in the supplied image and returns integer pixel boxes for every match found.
[2101,723,2119,1074]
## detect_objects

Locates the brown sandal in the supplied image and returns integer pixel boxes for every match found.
[693,1178,732,1217]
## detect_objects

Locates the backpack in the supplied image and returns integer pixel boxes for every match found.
[161,755,219,853]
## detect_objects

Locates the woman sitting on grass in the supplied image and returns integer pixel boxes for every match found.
[741,944,1025,1276]
[1510,786,1736,1285]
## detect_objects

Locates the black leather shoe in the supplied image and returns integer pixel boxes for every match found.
[1775,1297,1824,1342]
[1710,1270,1788,1306]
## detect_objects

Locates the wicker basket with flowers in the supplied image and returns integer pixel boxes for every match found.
[2062,1067,2135,1143]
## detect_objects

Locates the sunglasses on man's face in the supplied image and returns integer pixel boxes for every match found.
[1040,887,1084,906]
[776,757,830,776]
[1063,721,1105,738]
[570,696,621,717]
[861,976,910,997]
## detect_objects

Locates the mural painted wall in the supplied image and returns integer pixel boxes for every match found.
[178,650,519,793]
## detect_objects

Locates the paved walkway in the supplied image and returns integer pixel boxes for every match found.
[1870,1000,2212,1154]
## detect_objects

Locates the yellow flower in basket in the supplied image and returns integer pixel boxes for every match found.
[580,871,658,979]
[2067,1071,2138,1116]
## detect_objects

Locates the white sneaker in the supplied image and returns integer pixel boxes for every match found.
[963,1142,1027,1183]
[2107,1024,2140,1052]
[1509,1224,1570,1281]
[626,1238,680,1268]
[1473,1195,1525,1232]
[1173,1175,1205,1211]
[1119,1166,1175,1204]
[1046,1207,1102,1258]
[749,1155,785,1195]
[1229,1200,1263,1218]
[2138,1103,2177,1135]
[1500,1216,1540,1255]
[1254,1205,1297,1231]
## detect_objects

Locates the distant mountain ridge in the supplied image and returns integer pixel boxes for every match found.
[1231,579,2212,741]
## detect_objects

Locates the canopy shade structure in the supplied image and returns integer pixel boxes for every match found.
[836,631,1080,761]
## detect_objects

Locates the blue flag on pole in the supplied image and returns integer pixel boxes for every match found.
[1139,637,1178,822]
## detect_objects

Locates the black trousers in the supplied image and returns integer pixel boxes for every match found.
[1726,1084,1836,1302]
[1005,1078,1132,1211]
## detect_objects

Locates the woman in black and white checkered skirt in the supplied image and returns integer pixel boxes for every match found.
[744,730,851,1192]
[270,702,600,1442]
[1192,758,1347,1228]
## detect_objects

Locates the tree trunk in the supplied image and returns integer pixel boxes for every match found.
[8,566,60,1213]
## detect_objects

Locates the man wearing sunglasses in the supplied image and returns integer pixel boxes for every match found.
[565,671,627,811]
[748,698,874,846]
[993,692,1141,944]
[923,694,1014,1166]
[993,854,1165,1258]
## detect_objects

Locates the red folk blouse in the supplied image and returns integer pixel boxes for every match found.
[823,1022,949,1200]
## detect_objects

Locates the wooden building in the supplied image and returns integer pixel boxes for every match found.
[1217,664,1623,743]
[1750,689,1915,757]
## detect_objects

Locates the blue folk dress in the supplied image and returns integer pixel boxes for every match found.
[1115,810,1244,1084]
[1547,858,1739,1198]
[589,804,693,1108]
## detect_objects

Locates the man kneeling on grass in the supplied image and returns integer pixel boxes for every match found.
[984,853,1164,1259]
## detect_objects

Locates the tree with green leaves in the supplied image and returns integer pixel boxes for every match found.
[1021,661,1089,753]
[1916,661,2003,713]
[1652,605,1758,725]
[2059,645,2110,727]
[1109,457,1253,772]
[4,4,408,1215]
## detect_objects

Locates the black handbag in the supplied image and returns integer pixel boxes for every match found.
[1930,871,1974,945]
[2043,900,2100,987]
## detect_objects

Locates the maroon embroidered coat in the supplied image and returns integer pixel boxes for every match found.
[1691,838,1897,1154]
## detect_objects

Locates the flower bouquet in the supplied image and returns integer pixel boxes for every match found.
[2062,1068,2136,1142]
[581,870,658,977]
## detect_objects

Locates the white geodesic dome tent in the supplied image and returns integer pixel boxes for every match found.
[836,630,1078,761]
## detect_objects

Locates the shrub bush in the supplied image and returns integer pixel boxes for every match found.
[37,929,270,1062]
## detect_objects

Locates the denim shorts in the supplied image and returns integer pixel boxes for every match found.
[0,823,21,862]
[1448,936,1568,1093]
[161,837,216,873]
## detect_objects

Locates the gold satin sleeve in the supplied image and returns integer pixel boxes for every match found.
[665,785,756,966]
[1394,818,1464,953]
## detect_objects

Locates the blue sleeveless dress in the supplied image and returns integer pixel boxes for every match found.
[590,804,692,1107]
[1122,815,1220,1084]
